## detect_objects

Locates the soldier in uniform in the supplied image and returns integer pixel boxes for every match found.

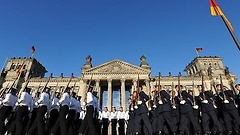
[50,87,71,135]
[215,84,240,135]
[155,85,177,135]
[45,92,60,134]
[26,92,40,133]
[15,87,32,135]
[176,85,201,135]
[28,87,50,135]
[134,86,153,135]
[197,84,223,135]
[0,87,17,135]
[67,91,79,135]
[78,86,98,135]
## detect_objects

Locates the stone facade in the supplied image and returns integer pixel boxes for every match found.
[0,55,237,111]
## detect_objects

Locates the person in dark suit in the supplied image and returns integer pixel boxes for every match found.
[216,84,240,135]
[196,85,223,135]
[176,85,201,135]
[134,86,153,135]
[155,85,177,135]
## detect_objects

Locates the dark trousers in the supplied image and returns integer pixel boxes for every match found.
[102,118,109,135]
[179,111,201,134]
[79,105,97,135]
[135,112,153,134]
[0,106,12,134]
[202,111,223,133]
[157,111,177,133]
[51,105,69,135]
[67,109,76,135]
[118,119,125,135]
[28,106,47,135]
[111,119,117,135]
[15,106,29,135]
[74,112,81,135]
[223,109,240,132]
[26,108,38,133]
[45,109,59,134]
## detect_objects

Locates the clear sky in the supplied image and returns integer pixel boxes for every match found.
[0,0,240,82]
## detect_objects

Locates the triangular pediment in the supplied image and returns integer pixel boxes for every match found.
[83,59,150,74]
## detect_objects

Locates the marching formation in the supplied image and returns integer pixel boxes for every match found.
[1,80,240,135]
[126,83,240,135]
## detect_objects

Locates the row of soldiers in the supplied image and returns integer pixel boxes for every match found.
[0,86,85,135]
[0,85,131,135]
[126,84,240,135]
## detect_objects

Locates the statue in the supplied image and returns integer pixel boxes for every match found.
[85,55,92,65]
[207,66,213,76]
[82,55,92,70]
[140,55,148,66]
[224,66,230,75]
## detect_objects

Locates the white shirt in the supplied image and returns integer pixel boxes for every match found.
[69,97,79,111]
[79,110,86,120]
[59,92,70,107]
[125,111,129,120]
[101,111,110,120]
[3,93,17,107]
[110,111,118,120]
[51,97,60,111]
[38,92,50,107]
[18,92,32,109]
[86,92,93,105]
[117,111,126,120]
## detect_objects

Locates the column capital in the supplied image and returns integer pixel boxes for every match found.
[121,79,126,82]
[107,79,112,83]
[95,79,100,83]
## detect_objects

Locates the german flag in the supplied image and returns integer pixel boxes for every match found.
[209,0,233,32]
[196,48,203,53]
[16,63,24,76]
[31,46,35,54]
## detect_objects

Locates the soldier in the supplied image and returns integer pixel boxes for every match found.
[117,106,126,135]
[101,106,110,135]
[0,87,17,135]
[15,87,32,135]
[50,87,71,135]
[67,91,79,135]
[45,92,60,134]
[215,84,240,135]
[197,84,223,135]
[110,106,118,135]
[28,87,50,135]
[74,96,82,135]
[155,85,177,135]
[78,86,98,135]
[134,86,153,135]
[26,92,40,133]
[176,85,201,135]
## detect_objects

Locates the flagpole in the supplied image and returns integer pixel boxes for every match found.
[220,16,240,51]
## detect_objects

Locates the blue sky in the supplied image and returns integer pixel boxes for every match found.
[0,0,240,82]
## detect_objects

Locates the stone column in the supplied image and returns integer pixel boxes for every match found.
[133,79,137,92]
[107,79,112,110]
[95,79,101,108]
[121,79,126,110]
[145,79,150,94]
